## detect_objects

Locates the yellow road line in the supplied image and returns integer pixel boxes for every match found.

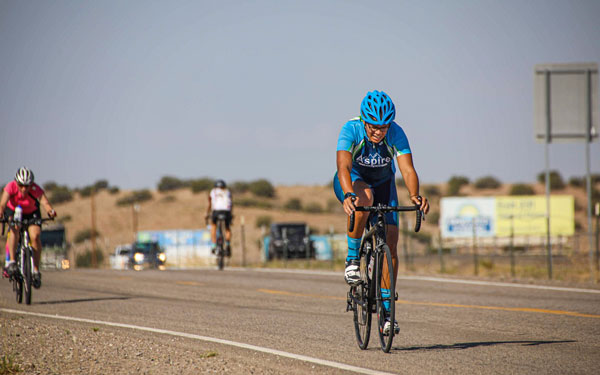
[257,289,600,319]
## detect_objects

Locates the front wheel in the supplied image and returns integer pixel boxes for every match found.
[352,282,372,349]
[376,244,396,353]
[13,275,23,304]
[24,247,33,305]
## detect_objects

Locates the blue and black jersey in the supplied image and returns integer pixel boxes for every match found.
[336,118,411,186]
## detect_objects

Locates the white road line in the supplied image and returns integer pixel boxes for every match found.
[249,268,600,294]
[1,308,395,375]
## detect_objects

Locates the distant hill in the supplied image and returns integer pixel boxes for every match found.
[35,180,599,268]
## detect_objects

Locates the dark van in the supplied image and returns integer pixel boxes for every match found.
[267,222,314,260]
[129,241,167,270]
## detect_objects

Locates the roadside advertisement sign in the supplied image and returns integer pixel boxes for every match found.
[441,196,574,238]
[495,196,574,237]
[441,197,495,238]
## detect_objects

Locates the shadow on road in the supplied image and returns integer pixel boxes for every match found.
[395,340,576,352]
[35,296,131,305]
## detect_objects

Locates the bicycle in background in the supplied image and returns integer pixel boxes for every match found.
[2,216,54,305]
[207,213,227,270]
[346,203,422,352]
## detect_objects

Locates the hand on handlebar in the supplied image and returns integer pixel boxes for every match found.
[342,195,357,216]
[411,195,429,214]
[48,209,57,218]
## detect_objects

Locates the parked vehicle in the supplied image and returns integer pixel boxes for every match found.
[266,222,314,260]
[40,223,69,269]
[129,241,166,270]
[110,244,132,270]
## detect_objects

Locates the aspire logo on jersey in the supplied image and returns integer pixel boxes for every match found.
[355,153,391,167]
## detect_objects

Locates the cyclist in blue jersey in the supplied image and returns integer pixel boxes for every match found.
[334,90,429,334]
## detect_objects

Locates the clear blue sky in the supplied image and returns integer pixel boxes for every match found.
[1,0,599,190]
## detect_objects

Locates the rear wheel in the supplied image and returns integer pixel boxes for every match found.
[24,247,33,305]
[217,220,225,270]
[376,244,395,353]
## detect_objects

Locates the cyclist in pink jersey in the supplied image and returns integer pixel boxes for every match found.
[0,167,57,287]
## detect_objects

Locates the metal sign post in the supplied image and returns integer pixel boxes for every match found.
[534,62,599,281]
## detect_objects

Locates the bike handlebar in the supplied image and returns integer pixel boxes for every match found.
[349,204,422,233]
[1,217,55,236]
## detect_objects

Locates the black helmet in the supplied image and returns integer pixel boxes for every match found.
[215,179,226,188]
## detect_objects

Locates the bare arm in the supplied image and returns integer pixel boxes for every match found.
[397,153,429,213]
[336,150,356,215]
[0,190,8,219]
[205,193,212,219]
[40,193,57,218]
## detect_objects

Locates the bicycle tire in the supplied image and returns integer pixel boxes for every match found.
[376,243,395,353]
[24,246,33,305]
[217,220,225,270]
[352,246,373,349]
[14,275,23,304]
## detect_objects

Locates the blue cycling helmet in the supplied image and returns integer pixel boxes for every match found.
[360,90,395,125]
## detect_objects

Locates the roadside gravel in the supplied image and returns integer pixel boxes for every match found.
[0,314,331,375]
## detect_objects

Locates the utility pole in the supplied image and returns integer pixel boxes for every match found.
[90,187,97,268]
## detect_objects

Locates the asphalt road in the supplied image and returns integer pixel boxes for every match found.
[1,268,599,374]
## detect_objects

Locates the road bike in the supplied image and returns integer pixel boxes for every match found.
[346,204,422,352]
[2,216,54,305]
[207,213,228,270]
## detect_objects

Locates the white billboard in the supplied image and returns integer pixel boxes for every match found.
[441,197,495,238]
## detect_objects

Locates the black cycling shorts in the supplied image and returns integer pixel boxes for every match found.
[4,207,42,223]
[211,210,232,229]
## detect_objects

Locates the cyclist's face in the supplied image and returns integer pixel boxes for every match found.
[17,183,31,194]
[363,120,390,143]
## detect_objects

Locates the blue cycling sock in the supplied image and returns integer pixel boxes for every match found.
[381,288,391,312]
[346,236,361,262]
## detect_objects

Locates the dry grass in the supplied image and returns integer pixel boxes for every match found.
[26,181,599,285]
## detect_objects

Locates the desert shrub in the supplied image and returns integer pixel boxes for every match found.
[49,186,73,204]
[537,170,565,190]
[158,176,185,192]
[43,181,58,191]
[284,198,302,211]
[568,177,584,188]
[303,202,323,213]
[94,179,109,190]
[447,176,469,196]
[255,215,272,228]
[116,190,153,206]
[249,179,275,198]
[189,178,214,193]
[474,176,501,189]
[75,248,104,268]
[108,186,120,194]
[593,187,600,204]
[423,185,441,197]
[79,185,95,197]
[73,228,101,244]
[230,181,250,193]
[161,195,176,203]
[509,184,535,196]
